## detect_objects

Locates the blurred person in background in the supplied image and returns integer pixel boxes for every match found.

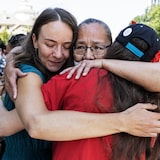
[0,34,26,159]
[6,34,26,54]
[0,40,6,76]
[0,34,27,96]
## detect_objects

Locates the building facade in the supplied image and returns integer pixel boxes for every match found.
[0,0,37,35]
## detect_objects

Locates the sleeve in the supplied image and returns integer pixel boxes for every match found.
[19,64,45,82]
[4,64,45,110]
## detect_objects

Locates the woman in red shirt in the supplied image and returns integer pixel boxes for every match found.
[41,23,160,160]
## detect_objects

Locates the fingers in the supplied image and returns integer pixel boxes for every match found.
[60,60,102,79]
[122,103,160,137]
[65,60,91,79]
[12,85,17,100]
[17,70,27,78]
[4,69,27,100]
[126,103,157,113]
[138,103,157,110]
[151,137,157,148]
[134,126,160,137]
[12,70,27,99]
[59,67,73,75]
[82,66,92,76]
[66,65,80,79]
[74,59,103,78]
[74,61,88,79]
[137,132,158,137]
[125,123,160,137]
[65,62,86,79]
[7,75,17,100]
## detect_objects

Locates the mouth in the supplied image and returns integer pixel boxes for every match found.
[49,59,63,64]
[48,60,64,67]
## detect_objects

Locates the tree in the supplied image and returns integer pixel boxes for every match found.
[133,4,160,36]
[0,27,11,45]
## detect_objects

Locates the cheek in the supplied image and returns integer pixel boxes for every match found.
[96,52,108,59]
[38,46,51,60]
[63,51,70,59]
[103,51,108,58]
[73,53,83,62]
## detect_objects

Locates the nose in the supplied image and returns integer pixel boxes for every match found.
[52,46,63,59]
[83,48,95,60]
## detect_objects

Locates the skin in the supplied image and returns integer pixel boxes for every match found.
[32,21,72,72]
[74,23,111,61]
[6,43,12,54]
[1,21,160,141]
[61,59,160,92]
[1,20,73,136]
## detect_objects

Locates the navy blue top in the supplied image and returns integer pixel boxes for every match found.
[2,64,52,160]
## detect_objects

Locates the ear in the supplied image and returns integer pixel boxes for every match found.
[32,33,38,49]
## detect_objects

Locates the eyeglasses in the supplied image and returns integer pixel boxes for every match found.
[74,44,111,56]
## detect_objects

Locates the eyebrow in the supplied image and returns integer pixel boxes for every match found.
[44,38,72,44]
[76,41,108,45]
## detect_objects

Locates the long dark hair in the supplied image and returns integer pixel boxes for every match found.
[13,8,78,80]
[103,38,160,160]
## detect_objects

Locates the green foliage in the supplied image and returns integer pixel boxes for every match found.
[133,4,160,36]
[0,27,12,45]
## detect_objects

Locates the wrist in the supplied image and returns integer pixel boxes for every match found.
[116,112,128,133]
[101,59,105,69]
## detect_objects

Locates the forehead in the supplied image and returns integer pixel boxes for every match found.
[77,23,108,42]
[40,21,73,42]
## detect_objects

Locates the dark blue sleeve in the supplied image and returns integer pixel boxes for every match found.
[19,64,45,82]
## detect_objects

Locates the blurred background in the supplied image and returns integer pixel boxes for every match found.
[0,0,159,50]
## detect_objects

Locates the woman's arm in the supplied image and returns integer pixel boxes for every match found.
[15,72,160,141]
[61,59,160,92]
[4,47,27,100]
[102,60,160,92]
[0,100,24,136]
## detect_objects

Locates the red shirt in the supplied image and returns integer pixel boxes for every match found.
[42,68,113,160]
